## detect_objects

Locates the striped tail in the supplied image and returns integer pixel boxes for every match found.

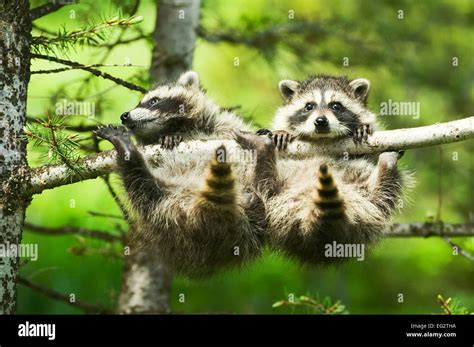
[313,164,344,219]
[197,145,236,206]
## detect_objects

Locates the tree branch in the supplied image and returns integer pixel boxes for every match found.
[31,53,147,93]
[31,63,148,74]
[442,237,474,261]
[24,222,122,242]
[18,276,111,314]
[287,116,474,155]
[20,116,474,196]
[30,1,76,21]
[386,222,474,237]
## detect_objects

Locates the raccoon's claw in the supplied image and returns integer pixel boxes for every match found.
[271,130,294,151]
[158,134,183,150]
[94,125,132,143]
[256,128,273,136]
[353,124,372,144]
[233,129,274,152]
[94,125,134,156]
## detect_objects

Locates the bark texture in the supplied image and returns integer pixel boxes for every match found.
[118,0,201,314]
[0,0,31,314]
[150,0,201,83]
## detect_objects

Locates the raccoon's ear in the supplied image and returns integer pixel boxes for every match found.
[278,80,299,101]
[349,78,370,101]
[177,71,200,90]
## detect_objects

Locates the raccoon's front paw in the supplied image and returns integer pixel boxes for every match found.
[353,124,372,143]
[256,128,273,136]
[158,134,183,150]
[94,125,132,145]
[233,129,274,152]
[271,130,294,151]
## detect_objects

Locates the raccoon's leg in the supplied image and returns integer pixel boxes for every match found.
[367,151,403,213]
[233,129,280,242]
[94,125,167,215]
[233,129,278,196]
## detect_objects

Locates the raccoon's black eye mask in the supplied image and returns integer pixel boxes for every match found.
[140,96,188,115]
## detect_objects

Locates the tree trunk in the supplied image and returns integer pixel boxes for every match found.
[0,0,31,314]
[118,0,201,314]
[150,0,201,83]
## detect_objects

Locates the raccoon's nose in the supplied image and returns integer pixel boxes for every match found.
[120,112,130,123]
[314,116,329,127]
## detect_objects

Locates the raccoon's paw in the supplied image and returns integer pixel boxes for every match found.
[94,125,132,144]
[158,134,183,150]
[233,129,274,152]
[271,130,294,151]
[255,129,294,151]
[353,124,372,143]
[256,128,273,136]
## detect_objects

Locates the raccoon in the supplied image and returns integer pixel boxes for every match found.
[258,75,378,151]
[120,71,253,148]
[95,72,277,278]
[261,75,412,264]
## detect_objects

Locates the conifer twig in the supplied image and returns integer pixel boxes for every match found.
[31,53,147,93]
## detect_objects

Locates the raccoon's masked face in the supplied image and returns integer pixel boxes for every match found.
[121,71,203,143]
[274,77,372,141]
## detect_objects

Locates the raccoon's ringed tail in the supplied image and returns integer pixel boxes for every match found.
[197,145,236,206]
[313,164,344,219]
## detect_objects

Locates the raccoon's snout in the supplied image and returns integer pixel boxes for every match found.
[121,112,130,124]
[314,116,329,132]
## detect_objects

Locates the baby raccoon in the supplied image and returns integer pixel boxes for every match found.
[261,75,412,264]
[120,71,253,148]
[258,75,378,150]
[95,72,277,278]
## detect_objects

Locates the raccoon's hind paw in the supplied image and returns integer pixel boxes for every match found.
[158,134,183,150]
[271,130,294,151]
[94,125,131,143]
[232,129,274,152]
[353,124,372,143]
[94,125,134,158]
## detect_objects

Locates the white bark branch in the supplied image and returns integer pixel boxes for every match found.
[21,116,474,196]
[288,116,474,155]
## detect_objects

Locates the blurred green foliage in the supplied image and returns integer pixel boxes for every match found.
[19,0,473,314]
